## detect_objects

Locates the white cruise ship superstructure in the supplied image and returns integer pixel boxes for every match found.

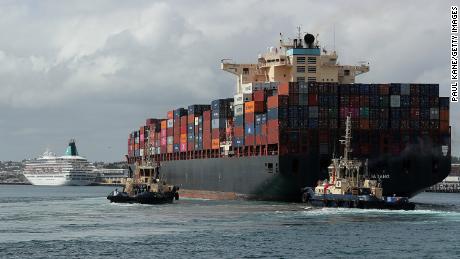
[23,139,96,186]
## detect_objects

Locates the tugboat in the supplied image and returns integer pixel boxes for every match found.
[107,160,179,204]
[300,115,415,210]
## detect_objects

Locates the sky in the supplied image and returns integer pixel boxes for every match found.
[0,0,458,162]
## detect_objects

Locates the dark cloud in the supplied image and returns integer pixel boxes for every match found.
[0,0,458,161]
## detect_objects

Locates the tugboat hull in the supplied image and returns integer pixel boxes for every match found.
[107,191,178,204]
[302,189,415,210]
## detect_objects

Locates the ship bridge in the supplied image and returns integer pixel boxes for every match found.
[221,31,370,93]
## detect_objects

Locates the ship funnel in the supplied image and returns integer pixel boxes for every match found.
[304,33,315,48]
[65,139,79,156]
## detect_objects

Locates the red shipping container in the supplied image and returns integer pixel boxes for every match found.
[245,135,255,146]
[161,128,166,138]
[440,121,449,132]
[379,84,390,95]
[187,141,194,151]
[255,135,261,145]
[160,146,167,154]
[212,128,226,140]
[267,120,280,144]
[188,114,194,124]
[203,110,211,121]
[140,126,145,134]
[167,111,174,119]
[175,133,181,144]
[253,90,265,102]
[234,127,244,137]
[261,124,267,136]
[440,109,449,121]
[181,116,187,134]
[410,108,420,119]
[167,128,173,136]
[203,133,211,149]
[308,94,318,106]
[360,119,370,129]
[267,95,289,108]
[245,112,255,123]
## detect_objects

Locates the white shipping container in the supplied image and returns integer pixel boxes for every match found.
[194,117,199,126]
[233,93,253,105]
[167,119,173,128]
[242,83,253,94]
[234,104,244,116]
[390,95,401,107]
[167,136,174,145]
[140,149,144,156]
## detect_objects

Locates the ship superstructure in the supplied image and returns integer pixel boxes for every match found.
[126,30,451,201]
[23,140,96,186]
[221,31,369,94]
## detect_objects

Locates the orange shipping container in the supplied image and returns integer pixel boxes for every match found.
[212,139,220,149]
[244,101,264,114]
[180,134,187,144]
[278,82,289,95]
[161,120,167,129]
[167,111,174,119]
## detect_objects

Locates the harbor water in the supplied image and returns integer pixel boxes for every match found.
[0,185,459,258]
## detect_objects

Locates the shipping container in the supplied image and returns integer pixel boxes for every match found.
[245,101,265,114]
[267,95,289,108]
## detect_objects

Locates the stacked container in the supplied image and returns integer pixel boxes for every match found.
[128,81,447,164]
[211,99,233,149]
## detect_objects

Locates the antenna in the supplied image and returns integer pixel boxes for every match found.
[333,24,336,51]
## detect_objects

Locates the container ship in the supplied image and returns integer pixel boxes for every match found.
[126,32,451,201]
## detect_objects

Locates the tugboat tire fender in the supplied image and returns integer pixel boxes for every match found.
[301,192,310,203]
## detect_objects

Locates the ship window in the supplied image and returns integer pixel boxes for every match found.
[297,77,305,82]
[243,68,249,75]
[296,57,305,64]
[344,69,350,76]
[307,57,317,64]
[297,66,305,73]
[308,66,316,73]
[307,77,316,82]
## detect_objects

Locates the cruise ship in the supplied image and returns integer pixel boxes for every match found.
[23,140,96,186]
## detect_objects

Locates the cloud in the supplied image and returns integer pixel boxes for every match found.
[0,0,458,161]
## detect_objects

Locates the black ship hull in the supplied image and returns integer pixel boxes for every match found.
[132,144,450,202]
